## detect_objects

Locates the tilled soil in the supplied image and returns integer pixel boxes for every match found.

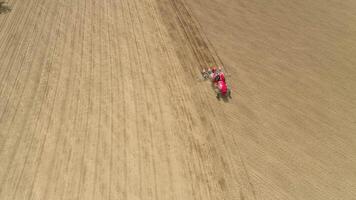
[1,0,355,199]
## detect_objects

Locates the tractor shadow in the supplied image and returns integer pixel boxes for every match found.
[0,2,11,14]
[220,96,231,103]
[218,94,232,103]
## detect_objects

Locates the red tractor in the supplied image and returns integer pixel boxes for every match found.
[201,66,232,99]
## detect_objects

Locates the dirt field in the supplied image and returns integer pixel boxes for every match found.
[1,0,355,199]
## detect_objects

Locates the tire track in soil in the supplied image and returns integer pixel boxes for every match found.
[147,0,218,198]
[143,1,205,198]
[143,1,214,199]
[61,1,90,198]
[156,0,257,199]
[132,0,181,199]
[126,0,156,198]
[40,4,80,198]
[107,0,125,199]
[147,2,201,199]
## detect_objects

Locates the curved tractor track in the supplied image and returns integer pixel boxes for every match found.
[1,0,356,199]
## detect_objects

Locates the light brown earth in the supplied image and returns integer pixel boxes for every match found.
[1,0,355,199]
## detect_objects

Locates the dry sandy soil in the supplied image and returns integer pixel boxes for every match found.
[1,0,356,199]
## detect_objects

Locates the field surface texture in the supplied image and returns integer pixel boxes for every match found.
[1,0,355,199]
